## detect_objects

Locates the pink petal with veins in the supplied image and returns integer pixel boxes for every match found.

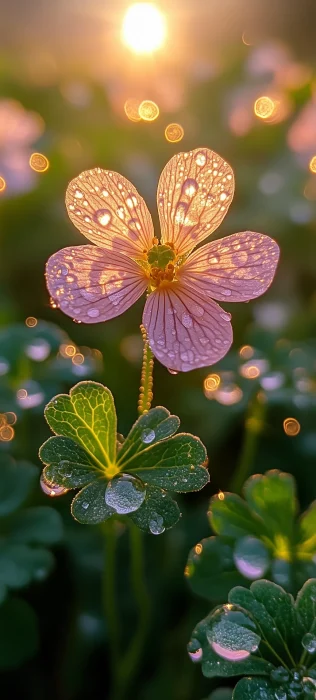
[179,231,280,302]
[142,281,233,372]
[46,245,148,323]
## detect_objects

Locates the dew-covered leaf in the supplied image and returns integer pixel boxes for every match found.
[209,493,265,539]
[186,536,247,601]
[117,406,180,466]
[295,579,316,634]
[71,480,115,524]
[0,459,38,516]
[40,436,100,488]
[0,598,39,669]
[10,506,64,545]
[188,612,272,679]
[121,434,209,492]
[233,677,276,700]
[243,470,296,540]
[44,381,117,472]
[130,486,180,534]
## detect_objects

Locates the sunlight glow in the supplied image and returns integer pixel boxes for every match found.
[138,100,159,121]
[122,3,166,55]
[165,123,184,143]
[254,96,275,119]
[283,417,300,436]
[309,156,316,174]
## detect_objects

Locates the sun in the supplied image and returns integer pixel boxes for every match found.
[122,3,166,55]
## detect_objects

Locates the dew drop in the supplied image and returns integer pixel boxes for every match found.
[40,474,69,497]
[74,189,83,199]
[209,256,219,264]
[220,192,228,201]
[220,312,232,322]
[117,206,125,220]
[149,513,165,535]
[302,633,316,654]
[141,428,156,444]
[182,312,193,328]
[87,308,100,318]
[82,502,89,510]
[93,209,112,227]
[234,537,270,580]
[187,638,203,662]
[175,201,188,224]
[195,151,206,166]
[270,667,290,684]
[222,289,232,297]
[206,604,261,661]
[104,474,146,515]
[182,178,198,197]
[168,368,178,375]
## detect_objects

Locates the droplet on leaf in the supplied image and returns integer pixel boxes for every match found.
[104,474,146,514]
[302,633,316,654]
[206,604,261,661]
[141,428,156,444]
[233,536,270,580]
[187,638,203,663]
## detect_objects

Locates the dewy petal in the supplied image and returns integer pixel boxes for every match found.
[157,147,234,256]
[46,245,148,323]
[179,231,280,302]
[65,168,154,258]
[142,281,233,372]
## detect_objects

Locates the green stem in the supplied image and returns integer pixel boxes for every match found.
[230,391,267,494]
[138,324,154,415]
[117,525,151,697]
[101,520,120,689]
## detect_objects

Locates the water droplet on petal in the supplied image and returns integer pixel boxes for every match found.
[141,428,156,444]
[220,312,232,322]
[87,308,100,318]
[104,474,146,514]
[182,312,193,328]
[168,368,178,375]
[195,151,206,166]
[182,178,198,197]
[74,189,83,199]
[206,604,261,661]
[233,536,270,580]
[187,638,203,663]
[149,513,165,535]
[93,209,112,227]
[175,201,188,224]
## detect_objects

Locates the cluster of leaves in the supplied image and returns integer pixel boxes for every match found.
[187,470,316,600]
[0,457,63,668]
[188,578,316,699]
[39,381,210,533]
[0,320,102,416]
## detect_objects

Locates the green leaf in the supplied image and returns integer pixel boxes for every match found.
[243,470,296,541]
[44,381,117,472]
[0,598,39,669]
[10,506,64,544]
[0,459,38,516]
[121,434,209,492]
[71,480,115,524]
[209,493,265,539]
[130,486,180,534]
[233,677,276,700]
[117,407,180,464]
[249,580,303,656]
[295,579,316,634]
[189,613,272,679]
[186,536,247,602]
[40,436,100,488]
[0,543,54,588]
[297,501,316,556]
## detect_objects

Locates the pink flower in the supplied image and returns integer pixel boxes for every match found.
[46,148,280,372]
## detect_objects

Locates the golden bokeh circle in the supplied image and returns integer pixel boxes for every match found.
[138,100,159,122]
[254,96,275,120]
[124,98,142,122]
[283,417,301,436]
[309,156,316,174]
[0,176,6,193]
[165,123,184,143]
[29,152,49,173]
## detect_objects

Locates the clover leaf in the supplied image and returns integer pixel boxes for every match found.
[186,470,316,600]
[39,381,209,532]
[188,578,316,699]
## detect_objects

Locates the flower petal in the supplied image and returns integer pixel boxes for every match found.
[65,168,154,257]
[157,147,234,256]
[142,282,233,372]
[179,231,280,302]
[46,245,148,323]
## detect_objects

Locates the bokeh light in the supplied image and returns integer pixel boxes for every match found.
[165,123,184,143]
[204,373,220,394]
[0,176,6,193]
[283,418,301,436]
[309,156,316,174]
[122,3,166,55]
[138,100,159,121]
[254,96,275,119]
[124,98,142,122]
[29,152,49,173]
[25,316,38,327]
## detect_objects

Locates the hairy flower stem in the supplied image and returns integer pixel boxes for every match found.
[230,391,267,494]
[138,324,154,415]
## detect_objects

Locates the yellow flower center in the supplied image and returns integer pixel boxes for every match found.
[145,240,179,290]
